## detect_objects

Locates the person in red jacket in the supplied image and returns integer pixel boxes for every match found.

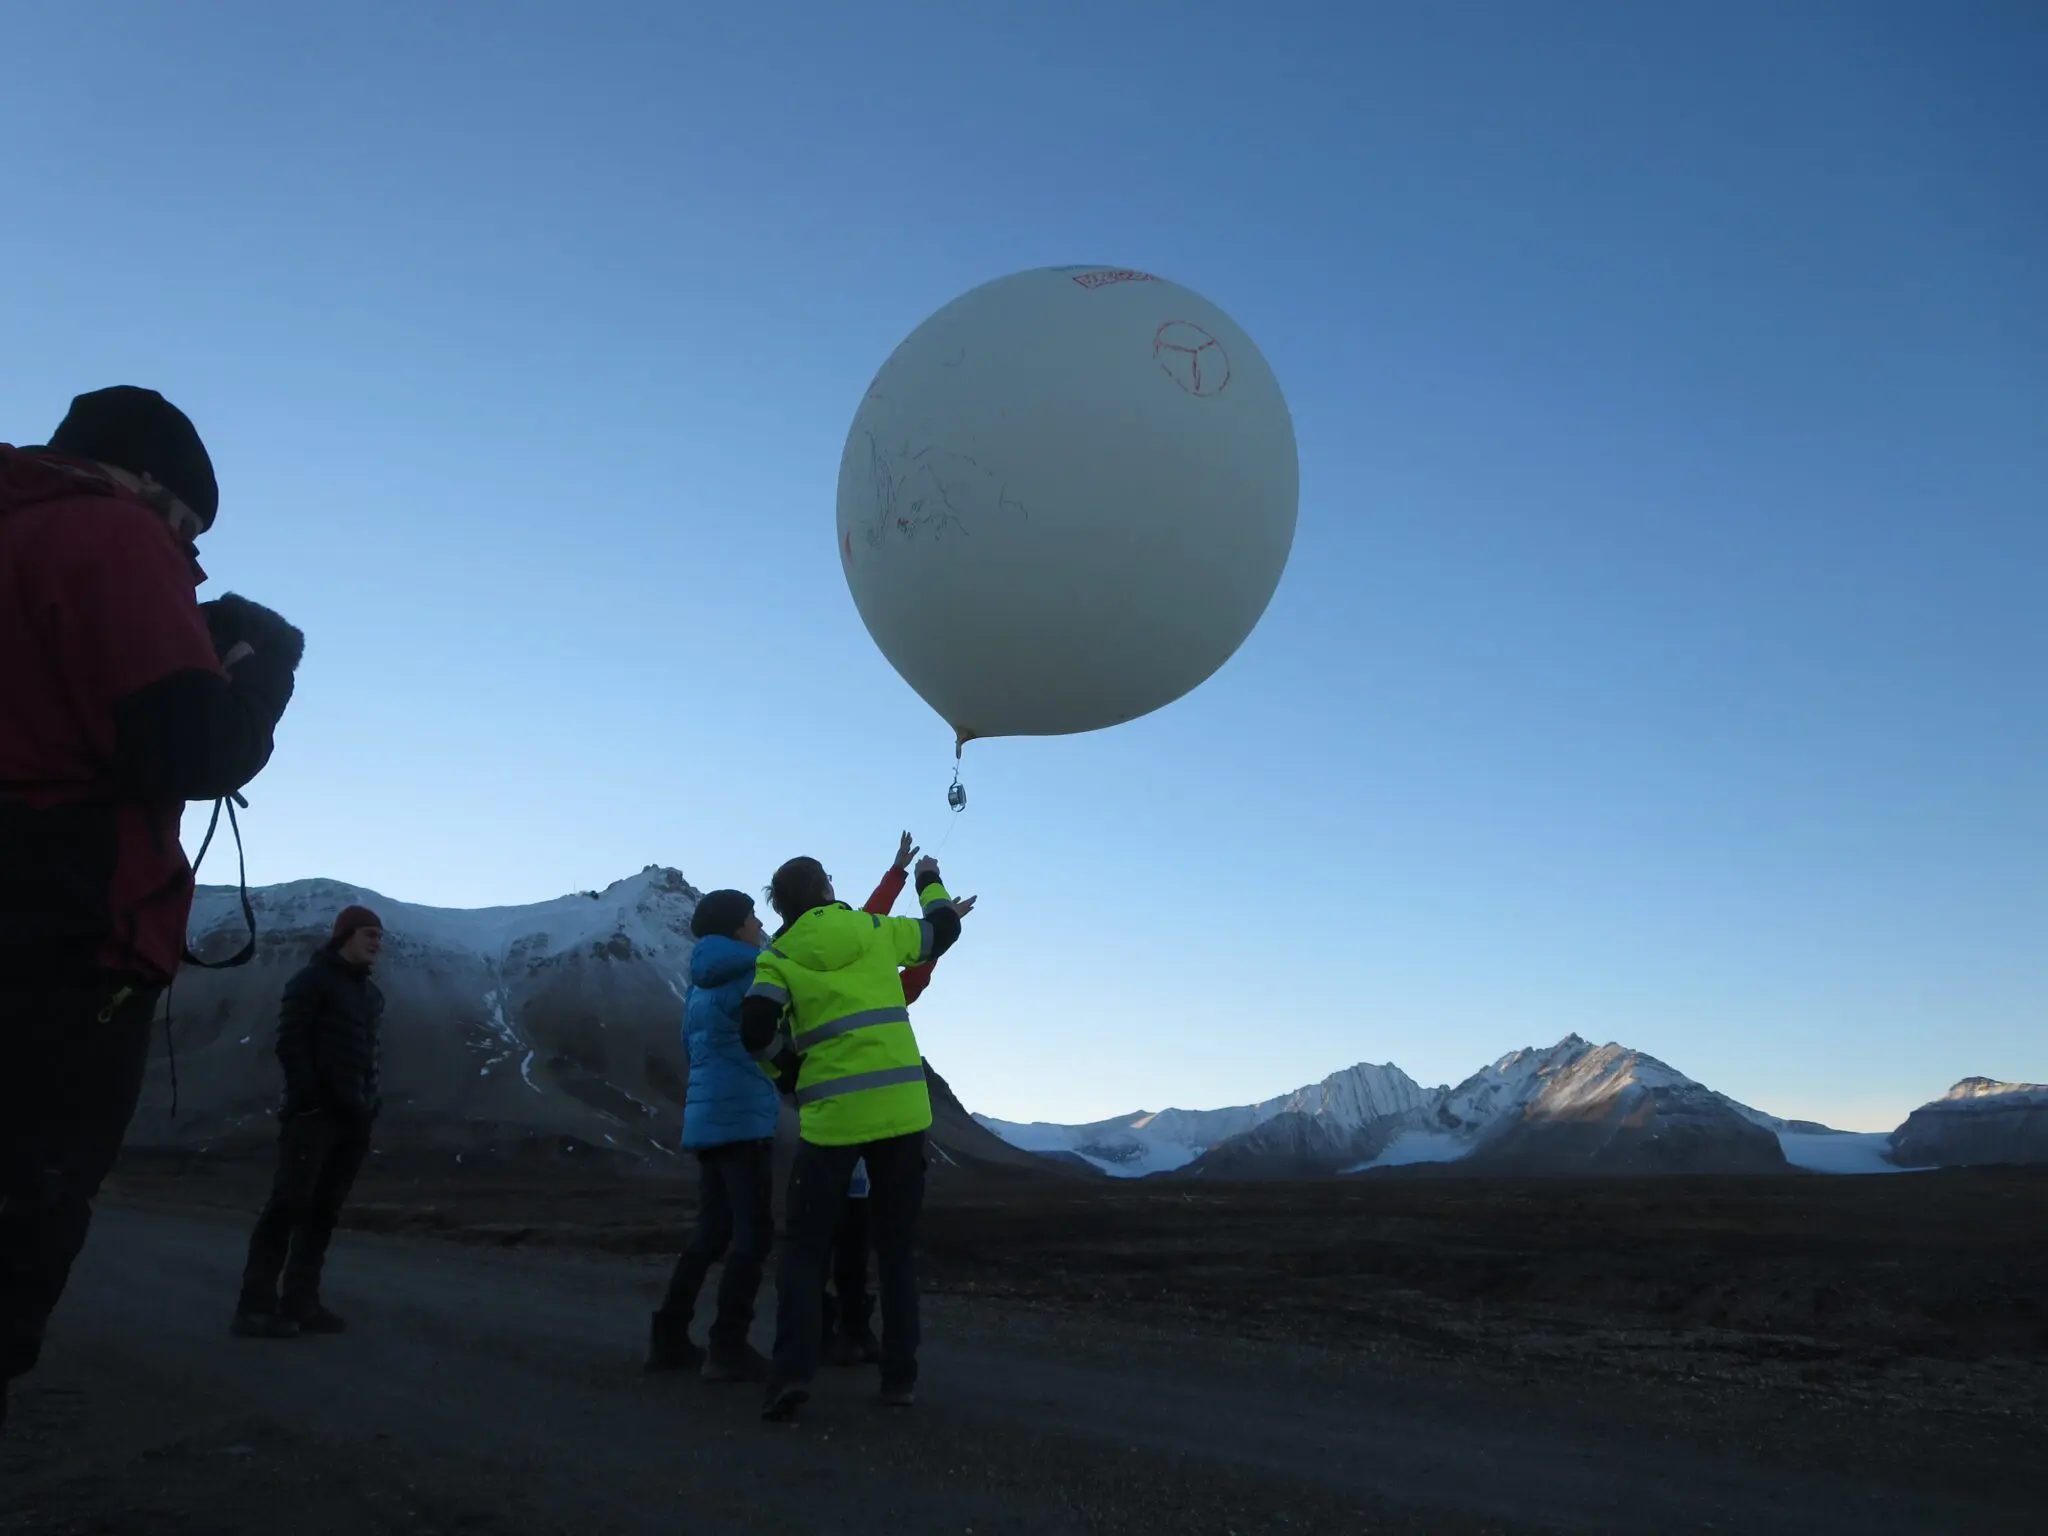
[820,832,976,1366]
[0,388,302,1430]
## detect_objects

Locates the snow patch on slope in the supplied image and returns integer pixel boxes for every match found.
[189,864,702,975]
[1349,1129,1467,1171]
[1936,1077,2048,1106]
[973,1114,1220,1177]
[977,1062,1429,1179]
[1777,1131,1905,1175]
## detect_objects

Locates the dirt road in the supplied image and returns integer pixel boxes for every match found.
[2,1203,2030,1535]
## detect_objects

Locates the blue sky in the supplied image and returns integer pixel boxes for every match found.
[6,1,2042,1131]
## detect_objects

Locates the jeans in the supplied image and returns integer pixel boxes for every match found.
[773,1131,925,1388]
[0,978,159,1381]
[659,1138,774,1347]
[239,1109,372,1311]
[822,1194,873,1339]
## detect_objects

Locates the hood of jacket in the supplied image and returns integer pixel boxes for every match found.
[769,903,884,975]
[0,446,118,520]
[689,933,760,989]
[0,445,206,581]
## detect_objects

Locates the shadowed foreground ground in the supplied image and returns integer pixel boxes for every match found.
[2,1156,2041,1534]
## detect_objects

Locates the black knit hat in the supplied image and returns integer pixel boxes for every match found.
[690,889,756,941]
[49,386,219,531]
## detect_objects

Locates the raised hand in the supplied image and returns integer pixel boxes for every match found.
[954,895,978,919]
[895,831,919,871]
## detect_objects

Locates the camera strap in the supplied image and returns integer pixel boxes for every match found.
[161,791,258,1121]
[182,792,257,970]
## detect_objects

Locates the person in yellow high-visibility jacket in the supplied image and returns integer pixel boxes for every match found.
[740,852,961,1420]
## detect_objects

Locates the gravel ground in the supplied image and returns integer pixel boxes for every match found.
[3,1180,2041,1535]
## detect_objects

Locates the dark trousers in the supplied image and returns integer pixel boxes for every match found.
[773,1131,925,1388]
[239,1110,371,1311]
[659,1138,774,1347]
[822,1195,873,1339]
[0,979,159,1382]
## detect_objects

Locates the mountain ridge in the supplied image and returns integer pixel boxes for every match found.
[982,1038,2048,1179]
[1889,1076,2048,1168]
[975,1059,1432,1178]
[160,868,2042,1181]
[151,867,1062,1182]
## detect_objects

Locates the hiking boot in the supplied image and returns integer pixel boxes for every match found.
[701,1339,770,1383]
[827,1327,881,1368]
[878,1377,916,1408]
[645,1310,704,1373]
[230,1309,300,1340]
[760,1381,810,1421]
[282,1302,347,1335]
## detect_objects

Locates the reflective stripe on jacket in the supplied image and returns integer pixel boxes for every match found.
[746,880,952,1146]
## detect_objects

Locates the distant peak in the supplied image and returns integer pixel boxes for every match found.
[638,865,697,895]
[1941,1076,2047,1101]
[582,865,699,904]
[1329,1060,1411,1081]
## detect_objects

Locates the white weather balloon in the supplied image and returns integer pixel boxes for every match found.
[836,265,1298,744]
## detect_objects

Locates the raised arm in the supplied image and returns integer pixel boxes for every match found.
[919,859,962,961]
[899,894,974,1004]
[883,857,960,972]
[863,831,918,915]
[863,865,907,917]
[50,502,299,801]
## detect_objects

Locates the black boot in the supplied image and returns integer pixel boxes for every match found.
[230,1307,300,1339]
[646,1310,703,1372]
[879,1375,916,1408]
[829,1321,882,1366]
[282,1299,347,1334]
[701,1337,770,1383]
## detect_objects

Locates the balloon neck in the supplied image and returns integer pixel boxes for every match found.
[954,730,980,756]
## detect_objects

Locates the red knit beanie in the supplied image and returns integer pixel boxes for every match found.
[331,905,383,944]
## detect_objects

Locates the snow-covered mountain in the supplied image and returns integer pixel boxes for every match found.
[1421,1036,1788,1175]
[977,1062,1431,1178]
[151,870,2037,1184]
[138,867,1055,1179]
[981,1035,1900,1180]
[1889,1078,2048,1168]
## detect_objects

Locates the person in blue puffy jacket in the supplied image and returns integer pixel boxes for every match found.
[647,889,778,1382]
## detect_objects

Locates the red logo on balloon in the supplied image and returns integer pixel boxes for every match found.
[1154,321,1231,397]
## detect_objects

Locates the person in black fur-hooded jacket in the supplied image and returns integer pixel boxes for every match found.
[232,905,385,1338]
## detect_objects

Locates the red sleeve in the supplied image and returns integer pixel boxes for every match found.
[40,493,285,802]
[863,865,908,916]
[899,960,935,1005]
[47,497,223,705]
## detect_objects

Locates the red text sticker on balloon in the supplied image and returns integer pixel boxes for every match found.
[1154,321,1232,397]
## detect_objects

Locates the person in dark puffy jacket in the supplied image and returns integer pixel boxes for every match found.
[1,388,300,1429]
[647,889,778,1382]
[232,906,385,1338]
